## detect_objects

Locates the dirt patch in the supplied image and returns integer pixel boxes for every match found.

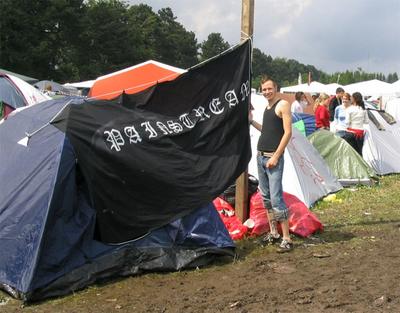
[2,221,400,313]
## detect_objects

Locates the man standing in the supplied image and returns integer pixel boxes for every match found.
[329,87,345,121]
[249,76,293,252]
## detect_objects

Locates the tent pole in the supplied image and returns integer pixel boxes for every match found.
[235,0,254,222]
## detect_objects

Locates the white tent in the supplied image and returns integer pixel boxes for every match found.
[7,74,51,106]
[378,81,400,107]
[390,80,400,96]
[280,81,327,94]
[363,109,400,175]
[280,83,308,93]
[282,128,342,207]
[249,93,342,207]
[392,80,400,89]
[384,97,400,121]
[64,80,95,89]
[344,79,394,96]
[325,83,344,96]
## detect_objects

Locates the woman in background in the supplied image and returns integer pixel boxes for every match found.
[314,93,330,130]
[343,92,368,155]
[334,92,351,137]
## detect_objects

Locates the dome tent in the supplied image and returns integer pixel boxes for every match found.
[308,129,378,186]
[0,97,235,302]
[363,109,400,175]
[0,73,50,118]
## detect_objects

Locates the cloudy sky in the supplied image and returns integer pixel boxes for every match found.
[127,0,400,75]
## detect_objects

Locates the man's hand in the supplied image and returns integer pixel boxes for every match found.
[266,155,278,168]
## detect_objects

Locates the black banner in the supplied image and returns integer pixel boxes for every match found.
[53,40,251,243]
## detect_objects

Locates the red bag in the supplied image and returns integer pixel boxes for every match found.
[214,190,324,240]
[248,191,323,238]
[213,198,248,240]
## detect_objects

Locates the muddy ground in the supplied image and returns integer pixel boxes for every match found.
[1,219,399,313]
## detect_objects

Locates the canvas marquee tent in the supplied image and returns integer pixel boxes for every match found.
[325,83,344,96]
[280,81,347,96]
[281,79,400,97]
[344,79,394,96]
[64,80,95,89]
[88,60,186,100]
[280,81,327,94]
[392,80,400,92]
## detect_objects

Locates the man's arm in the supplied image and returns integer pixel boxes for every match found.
[249,110,262,131]
[250,119,262,131]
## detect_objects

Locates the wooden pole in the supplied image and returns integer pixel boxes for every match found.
[235,0,254,222]
[240,0,254,42]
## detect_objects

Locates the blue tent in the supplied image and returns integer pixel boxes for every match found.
[0,98,234,302]
[292,112,316,136]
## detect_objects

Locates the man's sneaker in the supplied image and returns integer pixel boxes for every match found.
[276,239,293,253]
[259,233,281,246]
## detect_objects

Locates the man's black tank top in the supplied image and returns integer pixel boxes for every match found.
[257,99,284,152]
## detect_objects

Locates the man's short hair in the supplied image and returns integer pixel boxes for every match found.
[336,87,345,94]
[260,75,277,88]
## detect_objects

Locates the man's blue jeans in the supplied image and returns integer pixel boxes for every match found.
[257,154,289,221]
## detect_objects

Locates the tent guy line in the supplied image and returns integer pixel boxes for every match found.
[17,100,73,147]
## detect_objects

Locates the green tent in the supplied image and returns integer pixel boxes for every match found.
[308,130,378,186]
[0,69,38,84]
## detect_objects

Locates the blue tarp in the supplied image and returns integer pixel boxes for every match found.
[0,98,234,302]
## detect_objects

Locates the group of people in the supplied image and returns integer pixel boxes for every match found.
[312,87,368,155]
[289,87,368,155]
[248,77,370,253]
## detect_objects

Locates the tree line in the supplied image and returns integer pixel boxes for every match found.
[1,0,398,87]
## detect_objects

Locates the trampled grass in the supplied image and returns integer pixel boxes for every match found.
[313,174,400,228]
[236,174,400,257]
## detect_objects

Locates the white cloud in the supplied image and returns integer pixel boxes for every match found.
[255,0,313,39]
[176,1,240,43]
[126,0,400,75]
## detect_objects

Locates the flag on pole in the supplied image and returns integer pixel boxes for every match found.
[52,40,252,243]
